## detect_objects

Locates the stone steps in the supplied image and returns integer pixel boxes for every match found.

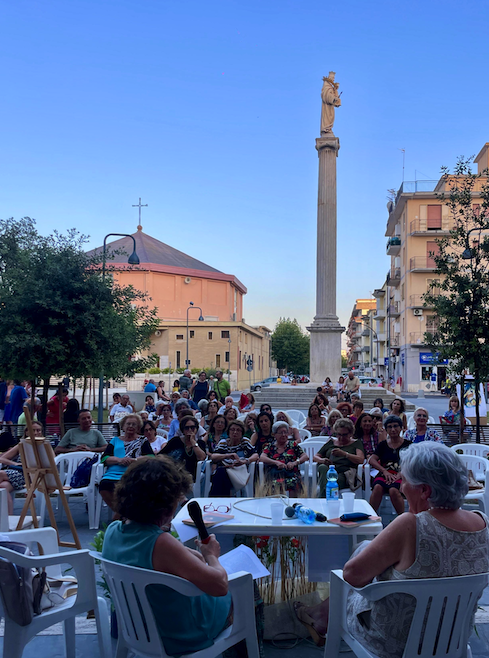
[252,385,415,411]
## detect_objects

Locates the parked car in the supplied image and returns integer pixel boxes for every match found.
[357,376,383,386]
[251,377,278,392]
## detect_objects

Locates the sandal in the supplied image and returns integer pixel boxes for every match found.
[293,601,326,647]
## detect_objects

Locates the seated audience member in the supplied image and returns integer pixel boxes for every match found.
[383,398,408,431]
[443,395,462,424]
[250,411,274,456]
[274,411,301,442]
[180,389,199,411]
[314,419,364,496]
[142,420,167,454]
[168,400,192,439]
[223,407,238,424]
[99,414,153,514]
[207,390,223,408]
[209,420,258,496]
[368,407,387,445]
[55,409,107,454]
[294,442,489,656]
[243,413,257,438]
[335,376,345,400]
[172,409,206,442]
[64,398,80,424]
[349,401,364,424]
[170,391,181,414]
[139,411,149,423]
[102,456,232,656]
[160,415,206,481]
[0,422,44,513]
[369,415,411,515]
[404,407,443,443]
[368,378,377,387]
[306,404,327,436]
[201,400,220,431]
[353,412,383,459]
[143,395,156,414]
[320,409,342,437]
[321,377,334,396]
[336,402,352,418]
[156,380,170,402]
[313,393,331,415]
[239,392,255,412]
[373,397,389,414]
[259,403,273,415]
[206,415,228,455]
[218,396,239,416]
[260,421,308,496]
[109,394,134,422]
[155,403,173,431]
[172,379,180,393]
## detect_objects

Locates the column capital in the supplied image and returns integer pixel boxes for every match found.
[315,136,340,155]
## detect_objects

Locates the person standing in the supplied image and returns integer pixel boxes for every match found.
[144,379,157,393]
[178,369,193,393]
[214,370,231,404]
[190,372,209,405]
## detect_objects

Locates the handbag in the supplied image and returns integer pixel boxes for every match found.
[227,464,250,490]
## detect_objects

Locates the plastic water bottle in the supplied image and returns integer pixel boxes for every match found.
[326,466,339,500]
[293,503,316,525]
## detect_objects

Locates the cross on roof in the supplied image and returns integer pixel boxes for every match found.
[132,197,148,230]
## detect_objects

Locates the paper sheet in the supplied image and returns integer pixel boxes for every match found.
[219,544,270,580]
[173,518,240,544]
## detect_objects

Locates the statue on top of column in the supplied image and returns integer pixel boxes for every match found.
[320,72,341,136]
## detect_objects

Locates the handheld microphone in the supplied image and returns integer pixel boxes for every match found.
[187,501,211,544]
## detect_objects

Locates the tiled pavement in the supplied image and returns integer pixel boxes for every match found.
[2,497,488,658]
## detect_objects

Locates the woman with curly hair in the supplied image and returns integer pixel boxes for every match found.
[336,402,352,418]
[319,409,342,437]
[260,421,308,496]
[353,412,383,458]
[383,398,408,431]
[102,456,232,657]
[306,404,327,436]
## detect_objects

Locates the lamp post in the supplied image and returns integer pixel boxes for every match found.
[98,233,140,423]
[361,320,380,378]
[186,302,204,367]
[228,337,232,383]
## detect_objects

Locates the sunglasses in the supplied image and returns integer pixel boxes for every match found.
[183,425,197,432]
[203,503,231,514]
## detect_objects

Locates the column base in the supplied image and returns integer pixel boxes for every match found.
[307,318,345,383]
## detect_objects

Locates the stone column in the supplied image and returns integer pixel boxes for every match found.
[307,135,345,382]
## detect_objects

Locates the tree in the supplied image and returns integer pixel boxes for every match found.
[424,158,489,441]
[271,318,310,373]
[0,218,159,387]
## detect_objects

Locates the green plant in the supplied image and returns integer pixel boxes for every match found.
[148,367,161,374]
[89,525,112,603]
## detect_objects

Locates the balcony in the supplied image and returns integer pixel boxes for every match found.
[409,332,427,345]
[387,267,401,286]
[361,346,370,352]
[408,294,437,308]
[391,335,400,347]
[389,302,400,317]
[376,333,386,342]
[409,257,436,272]
[373,308,386,320]
[353,345,361,352]
[409,218,451,236]
[395,180,438,205]
[372,288,385,298]
[386,236,401,256]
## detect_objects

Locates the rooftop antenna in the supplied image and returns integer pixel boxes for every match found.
[398,148,405,183]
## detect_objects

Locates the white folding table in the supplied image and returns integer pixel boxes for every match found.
[173,497,383,581]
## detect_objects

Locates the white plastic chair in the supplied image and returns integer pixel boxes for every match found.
[457,454,489,512]
[451,443,489,459]
[324,568,488,658]
[287,410,307,429]
[0,529,111,658]
[0,488,41,532]
[96,555,260,658]
[49,452,100,529]
[298,429,312,442]
[257,461,311,495]
[203,461,256,497]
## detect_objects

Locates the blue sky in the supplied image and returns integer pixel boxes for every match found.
[2,0,488,334]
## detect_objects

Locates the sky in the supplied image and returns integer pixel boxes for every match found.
[2,0,489,335]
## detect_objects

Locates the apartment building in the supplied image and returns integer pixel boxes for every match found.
[381,142,489,392]
[346,299,377,373]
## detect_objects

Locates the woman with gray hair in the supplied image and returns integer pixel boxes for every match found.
[404,407,443,443]
[260,421,308,496]
[294,442,489,655]
[314,418,364,496]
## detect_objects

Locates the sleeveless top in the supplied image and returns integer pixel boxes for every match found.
[103,520,231,656]
[347,511,489,658]
[192,381,209,405]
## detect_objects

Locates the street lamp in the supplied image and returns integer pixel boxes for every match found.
[186,302,204,367]
[98,233,140,423]
[361,320,380,376]
[462,227,486,259]
[228,337,232,382]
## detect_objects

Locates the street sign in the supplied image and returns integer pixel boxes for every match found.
[384,357,389,366]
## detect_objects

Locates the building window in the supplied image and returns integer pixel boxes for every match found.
[426,315,438,331]
[189,330,195,338]
[401,283,405,301]
[176,334,184,340]
[215,354,221,368]
[208,332,213,340]
[421,366,433,381]
[176,351,181,369]
[221,330,230,339]
[427,204,442,229]
[245,334,248,344]
[225,351,230,362]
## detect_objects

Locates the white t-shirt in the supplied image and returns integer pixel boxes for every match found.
[218,405,239,415]
[110,403,133,421]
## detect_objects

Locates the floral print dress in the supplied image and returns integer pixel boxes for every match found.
[262,440,305,493]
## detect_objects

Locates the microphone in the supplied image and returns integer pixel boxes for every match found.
[187,501,211,544]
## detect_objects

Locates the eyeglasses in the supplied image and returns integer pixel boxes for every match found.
[203,504,231,514]
[416,414,428,418]
[336,431,351,438]
[183,425,198,432]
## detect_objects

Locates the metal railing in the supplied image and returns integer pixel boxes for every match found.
[409,257,437,271]
[409,332,426,344]
[395,180,438,205]
[409,218,451,234]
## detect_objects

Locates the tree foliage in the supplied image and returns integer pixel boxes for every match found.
[271,318,310,373]
[0,218,159,381]
[424,158,489,437]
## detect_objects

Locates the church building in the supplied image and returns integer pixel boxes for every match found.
[89,225,271,389]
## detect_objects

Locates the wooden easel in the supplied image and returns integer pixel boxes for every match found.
[16,407,81,549]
